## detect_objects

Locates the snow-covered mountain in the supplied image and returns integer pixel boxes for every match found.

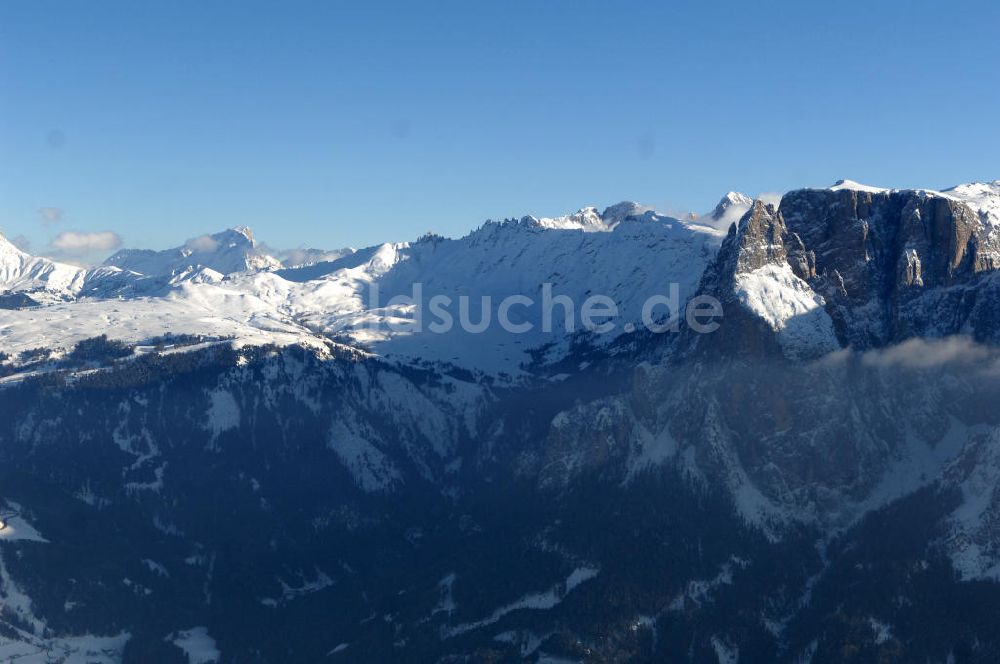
[0,231,86,296]
[272,245,356,269]
[4,180,1000,661]
[0,203,727,376]
[3,176,1000,381]
[103,226,281,278]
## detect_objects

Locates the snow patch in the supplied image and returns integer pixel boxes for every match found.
[0,513,47,543]
[734,263,839,358]
[169,626,221,664]
[828,179,889,194]
[443,566,598,637]
[205,389,240,437]
[328,419,402,492]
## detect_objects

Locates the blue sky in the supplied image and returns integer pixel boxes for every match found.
[2,0,999,260]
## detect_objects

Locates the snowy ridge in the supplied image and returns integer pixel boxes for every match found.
[1,202,725,377]
[828,179,890,194]
[103,226,281,277]
[828,179,1000,228]
[942,180,1000,226]
[0,232,86,295]
[530,201,652,232]
[1,180,998,378]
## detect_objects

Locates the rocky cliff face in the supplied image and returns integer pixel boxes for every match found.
[780,188,1000,347]
[684,187,1000,362]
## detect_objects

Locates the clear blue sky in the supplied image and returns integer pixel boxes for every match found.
[2,0,999,259]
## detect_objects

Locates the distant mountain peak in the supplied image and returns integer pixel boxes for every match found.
[600,201,652,225]
[710,192,754,221]
[104,227,280,277]
[530,201,653,233]
[231,225,255,242]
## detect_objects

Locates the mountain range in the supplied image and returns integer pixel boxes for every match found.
[2,179,1000,662]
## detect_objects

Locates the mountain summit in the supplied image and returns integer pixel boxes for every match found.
[0,230,85,295]
[103,226,281,278]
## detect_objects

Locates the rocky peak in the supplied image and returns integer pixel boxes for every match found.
[732,200,789,273]
[231,225,255,243]
[711,191,754,221]
[678,201,818,360]
[708,199,815,282]
[600,201,651,226]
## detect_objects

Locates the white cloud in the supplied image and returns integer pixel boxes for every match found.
[49,230,122,255]
[815,336,1000,375]
[184,235,220,253]
[37,207,63,224]
[859,336,993,371]
[757,192,784,208]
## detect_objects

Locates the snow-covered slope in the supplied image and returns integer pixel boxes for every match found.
[942,180,1000,226]
[828,179,890,194]
[0,232,86,296]
[0,202,725,377]
[273,209,723,372]
[733,263,838,358]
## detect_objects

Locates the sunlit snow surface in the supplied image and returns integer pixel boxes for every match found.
[442,566,599,638]
[734,263,839,358]
[0,207,724,378]
[0,514,47,543]
[942,180,1000,226]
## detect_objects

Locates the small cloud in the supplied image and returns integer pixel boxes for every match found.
[757,192,784,208]
[275,247,312,267]
[184,235,220,253]
[50,230,122,255]
[814,336,1000,376]
[635,132,656,159]
[860,336,992,371]
[37,207,63,224]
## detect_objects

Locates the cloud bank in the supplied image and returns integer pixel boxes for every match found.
[50,230,122,255]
